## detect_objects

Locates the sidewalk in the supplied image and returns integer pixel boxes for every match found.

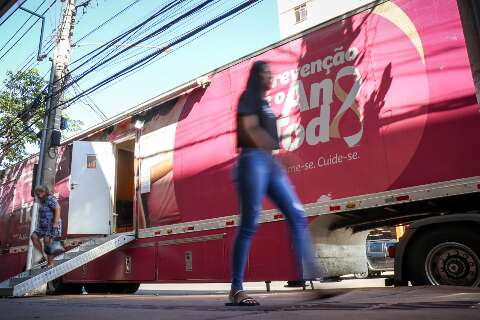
[1,281,479,320]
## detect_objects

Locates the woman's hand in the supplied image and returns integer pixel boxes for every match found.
[238,115,276,151]
[52,219,61,229]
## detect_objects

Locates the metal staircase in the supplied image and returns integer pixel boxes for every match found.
[0,233,135,297]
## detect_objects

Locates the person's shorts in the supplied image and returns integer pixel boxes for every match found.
[33,220,62,239]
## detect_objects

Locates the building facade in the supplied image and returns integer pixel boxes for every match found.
[277,0,376,38]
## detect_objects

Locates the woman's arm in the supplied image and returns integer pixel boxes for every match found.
[150,159,173,184]
[238,115,276,151]
[47,196,61,229]
[52,205,61,229]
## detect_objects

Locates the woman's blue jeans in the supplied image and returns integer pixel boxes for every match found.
[231,149,317,291]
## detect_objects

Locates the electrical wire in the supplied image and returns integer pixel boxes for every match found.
[73,0,143,45]
[61,0,214,95]
[94,0,262,98]
[72,82,107,120]
[60,0,261,108]
[18,38,55,73]
[69,0,182,69]
[0,0,261,159]
[7,0,62,77]
[0,0,57,63]
[0,1,182,139]
[0,0,185,140]
[82,0,224,77]
[76,0,195,75]
[0,0,47,54]
[1,0,216,137]
[0,0,30,27]
[3,0,260,138]
[30,0,196,107]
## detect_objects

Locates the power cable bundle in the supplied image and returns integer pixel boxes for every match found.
[0,0,262,162]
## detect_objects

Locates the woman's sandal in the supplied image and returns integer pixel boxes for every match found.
[36,257,47,269]
[225,290,260,306]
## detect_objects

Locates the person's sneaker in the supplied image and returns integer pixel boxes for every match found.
[32,258,46,269]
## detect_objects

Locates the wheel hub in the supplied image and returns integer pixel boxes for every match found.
[443,256,467,278]
[425,242,480,287]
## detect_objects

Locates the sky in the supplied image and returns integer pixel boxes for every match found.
[0,0,280,142]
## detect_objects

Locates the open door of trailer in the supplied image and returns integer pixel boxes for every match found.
[67,141,115,235]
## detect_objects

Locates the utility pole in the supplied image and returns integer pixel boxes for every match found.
[40,0,76,189]
[26,0,76,271]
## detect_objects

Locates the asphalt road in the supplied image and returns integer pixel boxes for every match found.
[1,277,480,320]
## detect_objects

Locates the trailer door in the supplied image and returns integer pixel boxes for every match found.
[67,141,115,235]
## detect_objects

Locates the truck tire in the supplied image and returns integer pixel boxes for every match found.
[107,283,140,294]
[125,283,140,294]
[84,283,110,294]
[47,278,83,295]
[354,271,369,279]
[406,227,480,287]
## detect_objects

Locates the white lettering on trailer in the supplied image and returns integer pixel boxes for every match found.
[271,47,360,88]
[272,65,363,151]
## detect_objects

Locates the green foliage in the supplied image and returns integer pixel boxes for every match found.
[0,69,82,168]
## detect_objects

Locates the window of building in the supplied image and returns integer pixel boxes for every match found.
[294,3,307,24]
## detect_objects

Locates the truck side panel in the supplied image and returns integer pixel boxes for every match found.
[66,0,480,284]
[380,0,480,189]
[2,0,479,284]
[63,221,299,283]
[0,147,71,280]
[170,0,480,224]
[0,159,36,251]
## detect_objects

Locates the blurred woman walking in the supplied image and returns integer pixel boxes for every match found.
[228,61,317,306]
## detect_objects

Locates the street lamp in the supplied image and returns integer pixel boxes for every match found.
[134,119,145,130]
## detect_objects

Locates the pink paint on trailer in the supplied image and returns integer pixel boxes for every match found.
[1,0,480,284]
[172,0,480,222]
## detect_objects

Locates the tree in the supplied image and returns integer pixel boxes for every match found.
[0,68,81,169]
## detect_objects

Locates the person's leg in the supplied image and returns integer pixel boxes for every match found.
[267,160,318,281]
[43,237,54,267]
[31,232,45,256]
[231,150,270,292]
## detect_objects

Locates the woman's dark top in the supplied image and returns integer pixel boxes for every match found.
[237,98,280,150]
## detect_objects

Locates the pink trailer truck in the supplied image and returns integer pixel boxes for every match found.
[1,0,480,294]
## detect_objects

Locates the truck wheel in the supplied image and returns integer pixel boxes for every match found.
[107,283,129,294]
[354,271,369,279]
[62,283,84,294]
[406,227,480,287]
[47,278,83,295]
[107,283,140,294]
[84,283,109,294]
[125,283,140,294]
